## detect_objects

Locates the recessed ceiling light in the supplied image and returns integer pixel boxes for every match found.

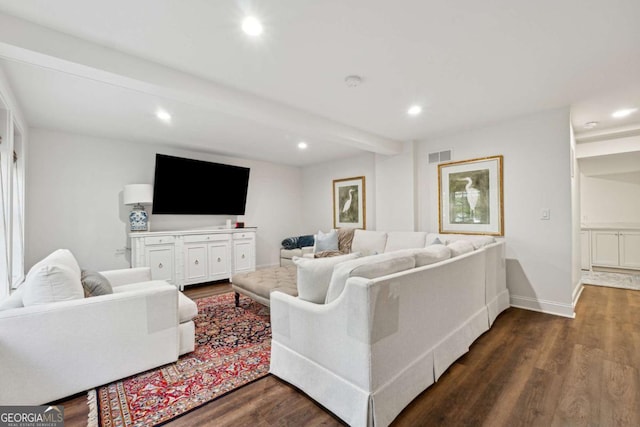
[407,105,422,116]
[584,121,599,129]
[156,110,171,122]
[242,16,263,36]
[298,141,308,150]
[611,108,638,118]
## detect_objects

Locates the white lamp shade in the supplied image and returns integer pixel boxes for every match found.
[123,184,153,205]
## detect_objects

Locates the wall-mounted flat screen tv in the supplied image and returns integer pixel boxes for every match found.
[152,154,250,215]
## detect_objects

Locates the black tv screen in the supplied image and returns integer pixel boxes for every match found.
[152,154,250,215]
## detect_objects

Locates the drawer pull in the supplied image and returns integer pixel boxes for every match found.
[159,239,163,243]
[195,260,199,265]
[241,254,245,259]
[158,263,163,269]
[217,257,221,262]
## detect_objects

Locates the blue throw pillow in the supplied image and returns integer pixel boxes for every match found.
[281,236,299,250]
[297,235,315,248]
[315,230,339,252]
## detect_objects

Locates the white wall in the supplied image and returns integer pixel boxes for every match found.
[375,141,417,231]
[26,129,304,271]
[416,107,575,317]
[301,153,376,232]
[580,174,640,224]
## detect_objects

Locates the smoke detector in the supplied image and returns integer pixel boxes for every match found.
[345,75,363,88]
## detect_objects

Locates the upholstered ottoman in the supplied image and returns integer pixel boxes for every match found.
[231,265,297,307]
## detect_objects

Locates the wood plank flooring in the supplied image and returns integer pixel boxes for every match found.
[56,283,640,426]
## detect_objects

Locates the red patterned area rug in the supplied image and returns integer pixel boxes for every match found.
[94,293,271,427]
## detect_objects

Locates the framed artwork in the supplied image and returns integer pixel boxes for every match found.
[438,155,504,236]
[333,176,366,229]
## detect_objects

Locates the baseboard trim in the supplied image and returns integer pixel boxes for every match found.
[510,295,575,318]
[572,281,584,309]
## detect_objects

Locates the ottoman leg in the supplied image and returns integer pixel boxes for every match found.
[235,292,240,307]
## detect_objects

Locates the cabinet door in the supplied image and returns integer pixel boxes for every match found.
[145,245,175,283]
[591,231,619,267]
[184,244,208,284]
[619,232,640,269]
[208,242,230,280]
[233,240,255,273]
[580,231,590,270]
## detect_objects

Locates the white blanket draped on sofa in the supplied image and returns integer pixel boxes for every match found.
[270,241,508,427]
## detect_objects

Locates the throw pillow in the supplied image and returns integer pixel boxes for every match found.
[81,270,114,297]
[0,286,25,311]
[298,235,315,248]
[430,237,443,245]
[281,236,299,250]
[294,253,360,304]
[337,228,355,253]
[22,264,84,306]
[26,249,81,279]
[314,229,339,253]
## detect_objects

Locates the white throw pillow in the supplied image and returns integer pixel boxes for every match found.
[447,240,475,257]
[325,252,416,303]
[0,286,25,311]
[314,229,339,253]
[22,264,84,306]
[294,253,360,303]
[27,249,81,279]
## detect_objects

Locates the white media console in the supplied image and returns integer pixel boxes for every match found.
[130,228,256,290]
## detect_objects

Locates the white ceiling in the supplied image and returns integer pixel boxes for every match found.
[0,0,638,166]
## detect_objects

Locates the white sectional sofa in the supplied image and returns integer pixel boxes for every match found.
[268,229,508,427]
[0,250,197,405]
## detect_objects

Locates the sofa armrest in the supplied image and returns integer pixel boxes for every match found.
[0,284,179,405]
[100,267,152,287]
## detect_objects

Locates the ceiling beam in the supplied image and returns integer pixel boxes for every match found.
[0,13,403,155]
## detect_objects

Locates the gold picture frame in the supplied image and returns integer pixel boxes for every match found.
[438,155,504,236]
[333,176,366,229]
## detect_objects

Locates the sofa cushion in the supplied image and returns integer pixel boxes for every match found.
[384,232,427,252]
[294,253,360,304]
[315,229,339,252]
[22,264,84,306]
[351,230,388,256]
[81,270,113,297]
[325,252,416,303]
[411,244,452,267]
[447,240,475,257]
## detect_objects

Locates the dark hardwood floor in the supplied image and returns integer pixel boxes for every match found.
[57,283,640,426]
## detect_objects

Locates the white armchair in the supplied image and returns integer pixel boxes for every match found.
[0,266,196,405]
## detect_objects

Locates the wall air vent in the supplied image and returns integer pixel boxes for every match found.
[428,150,452,164]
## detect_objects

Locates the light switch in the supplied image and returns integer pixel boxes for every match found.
[541,209,550,220]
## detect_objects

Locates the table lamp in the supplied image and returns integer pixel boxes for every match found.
[124,184,153,232]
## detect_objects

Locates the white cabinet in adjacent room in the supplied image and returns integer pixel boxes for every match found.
[619,231,640,269]
[591,231,619,267]
[131,228,255,289]
[588,228,640,271]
